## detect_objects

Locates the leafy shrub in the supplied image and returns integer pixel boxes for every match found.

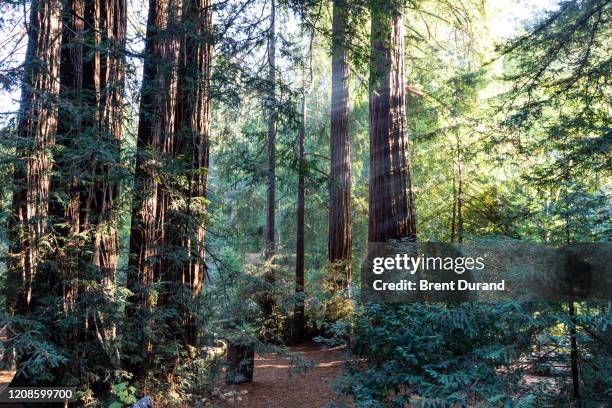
[108,382,138,408]
[331,301,611,407]
[333,302,548,407]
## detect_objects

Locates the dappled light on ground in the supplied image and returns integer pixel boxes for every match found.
[0,370,14,393]
[222,344,350,408]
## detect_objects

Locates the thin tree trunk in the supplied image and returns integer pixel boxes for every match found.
[368,0,416,242]
[569,301,581,401]
[170,0,213,347]
[450,169,456,243]
[328,0,352,289]
[7,0,62,316]
[265,0,276,259]
[456,135,463,243]
[295,60,309,341]
[262,0,277,318]
[564,166,580,402]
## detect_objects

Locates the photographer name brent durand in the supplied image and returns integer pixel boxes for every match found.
[372,279,506,291]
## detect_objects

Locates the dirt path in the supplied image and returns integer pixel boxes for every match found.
[0,331,15,394]
[0,370,14,394]
[221,344,350,408]
[0,362,14,393]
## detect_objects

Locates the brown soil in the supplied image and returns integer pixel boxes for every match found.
[0,369,14,394]
[221,344,351,408]
[0,330,15,394]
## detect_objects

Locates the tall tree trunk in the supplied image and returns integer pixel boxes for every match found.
[54,0,84,240]
[49,0,126,380]
[93,0,126,284]
[51,0,85,377]
[367,0,416,242]
[127,0,181,368]
[262,0,277,319]
[265,0,276,259]
[294,66,308,341]
[81,0,126,371]
[328,0,352,289]
[169,0,213,347]
[6,0,62,316]
[6,0,62,387]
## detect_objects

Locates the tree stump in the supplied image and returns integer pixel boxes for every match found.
[226,342,255,384]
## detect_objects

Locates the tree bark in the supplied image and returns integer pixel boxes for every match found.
[328,0,352,289]
[83,0,126,370]
[48,0,85,378]
[367,0,416,243]
[168,0,213,346]
[6,0,62,388]
[127,0,181,366]
[7,0,62,316]
[49,0,127,378]
[91,0,126,285]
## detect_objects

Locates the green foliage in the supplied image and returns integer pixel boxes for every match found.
[332,301,611,406]
[109,382,138,407]
[0,314,68,383]
[331,302,532,406]
[0,0,609,406]
[497,0,611,180]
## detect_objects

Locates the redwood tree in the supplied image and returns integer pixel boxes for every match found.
[127,0,182,366]
[7,0,62,316]
[368,0,416,242]
[128,0,213,359]
[77,0,127,369]
[328,0,352,288]
[167,0,213,346]
[91,0,127,287]
[51,0,84,323]
[46,0,128,376]
[5,0,62,387]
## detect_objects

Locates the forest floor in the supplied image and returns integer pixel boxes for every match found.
[0,331,15,394]
[219,343,351,408]
[0,370,13,394]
